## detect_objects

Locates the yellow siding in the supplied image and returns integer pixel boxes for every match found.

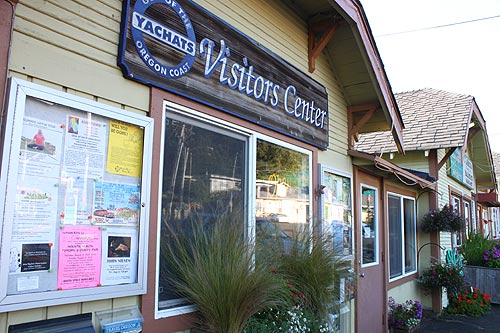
[5,0,352,330]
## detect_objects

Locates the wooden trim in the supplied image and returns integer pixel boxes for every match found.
[437,147,458,171]
[347,104,378,148]
[1,0,16,116]
[308,20,339,73]
[387,272,419,289]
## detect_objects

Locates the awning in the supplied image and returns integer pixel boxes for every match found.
[348,149,436,189]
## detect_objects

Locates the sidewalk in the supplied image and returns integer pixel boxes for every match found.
[419,304,500,332]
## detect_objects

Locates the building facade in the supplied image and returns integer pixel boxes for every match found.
[0,0,408,332]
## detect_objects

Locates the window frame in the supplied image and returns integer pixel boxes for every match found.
[387,192,417,282]
[154,101,314,319]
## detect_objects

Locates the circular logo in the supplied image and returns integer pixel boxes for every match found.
[132,0,196,79]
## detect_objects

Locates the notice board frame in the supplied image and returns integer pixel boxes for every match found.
[0,78,154,312]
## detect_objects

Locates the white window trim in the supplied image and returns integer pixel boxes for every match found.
[387,192,417,282]
[155,101,313,319]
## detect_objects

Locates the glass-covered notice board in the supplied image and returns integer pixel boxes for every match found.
[0,78,153,312]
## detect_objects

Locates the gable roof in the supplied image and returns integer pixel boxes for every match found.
[354,88,473,154]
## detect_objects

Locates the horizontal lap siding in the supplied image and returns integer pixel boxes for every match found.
[10,0,149,111]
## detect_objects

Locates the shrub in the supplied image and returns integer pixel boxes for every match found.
[446,287,491,317]
[420,205,465,233]
[459,232,496,266]
[162,218,288,333]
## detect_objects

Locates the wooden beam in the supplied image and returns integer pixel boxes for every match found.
[308,21,338,73]
[437,147,457,171]
[347,104,378,148]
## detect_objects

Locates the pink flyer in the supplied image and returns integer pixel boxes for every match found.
[57,226,102,290]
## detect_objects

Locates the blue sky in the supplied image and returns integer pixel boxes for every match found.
[360,0,500,152]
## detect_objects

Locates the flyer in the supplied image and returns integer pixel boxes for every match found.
[100,228,138,286]
[93,181,140,226]
[12,178,58,244]
[62,115,107,179]
[107,120,144,178]
[19,117,63,179]
[57,226,102,290]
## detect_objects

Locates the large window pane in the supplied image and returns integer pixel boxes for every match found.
[158,116,247,310]
[255,139,310,240]
[388,195,402,278]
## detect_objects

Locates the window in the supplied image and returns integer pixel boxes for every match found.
[388,194,416,280]
[361,186,377,266]
[156,104,312,317]
[451,196,463,247]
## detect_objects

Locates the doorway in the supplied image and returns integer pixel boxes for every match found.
[355,170,386,333]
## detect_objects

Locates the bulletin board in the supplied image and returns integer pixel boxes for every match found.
[0,78,154,312]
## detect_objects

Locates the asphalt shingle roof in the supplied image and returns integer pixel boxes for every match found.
[355,88,474,154]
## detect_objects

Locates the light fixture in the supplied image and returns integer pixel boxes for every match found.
[424,150,429,157]
[469,122,475,128]
[389,152,394,160]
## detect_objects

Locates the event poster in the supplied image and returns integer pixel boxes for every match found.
[100,228,138,285]
[19,117,63,179]
[62,115,107,179]
[107,120,144,178]
[57,226,102,290]
[12,178,59,244]
[93,181,140,225]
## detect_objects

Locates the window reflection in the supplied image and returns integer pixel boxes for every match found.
[361,187,377,265]
[255,140,310,239]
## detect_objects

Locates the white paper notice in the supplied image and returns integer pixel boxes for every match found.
[62,115,107,179]
[17,276,39,292]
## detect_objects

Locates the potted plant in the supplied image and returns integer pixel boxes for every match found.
[418,262,464,298]
[420,205,464,233]
[387,297,422,333]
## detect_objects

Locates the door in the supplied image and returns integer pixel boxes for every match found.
[355,171,386,333]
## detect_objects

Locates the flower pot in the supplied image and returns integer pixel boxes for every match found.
[389,323,420,333]
[463,265,500,304]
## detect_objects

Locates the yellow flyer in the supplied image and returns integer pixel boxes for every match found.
[107,120,144,178]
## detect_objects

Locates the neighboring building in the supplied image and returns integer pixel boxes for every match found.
[354,88,498,312]
[0,1,408,332]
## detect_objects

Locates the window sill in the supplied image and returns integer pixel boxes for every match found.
[388,271,418,289]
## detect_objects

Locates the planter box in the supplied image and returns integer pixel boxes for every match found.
[463,265,500,304]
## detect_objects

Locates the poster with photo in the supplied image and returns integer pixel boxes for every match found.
[57,226,102,290]
[19,117,63,179]
[62,115,107,179]
[93,181,140,226]
[100,228,138,285]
